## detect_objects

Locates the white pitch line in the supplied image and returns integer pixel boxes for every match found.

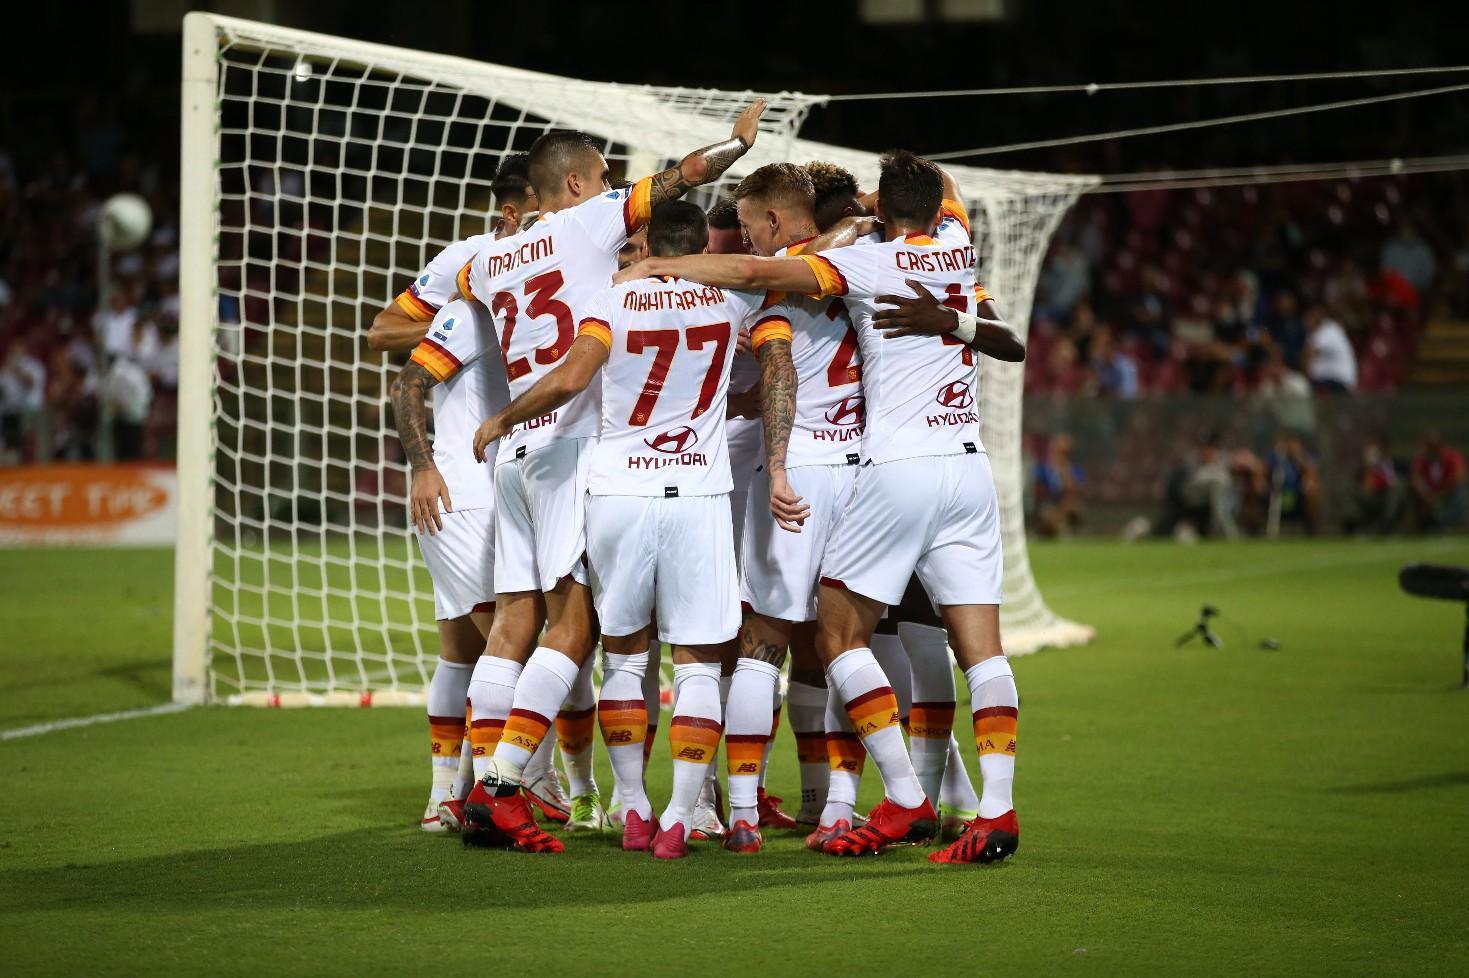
[1,702,190,741]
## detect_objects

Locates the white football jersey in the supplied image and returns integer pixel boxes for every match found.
[408,299,511,512]
[394,234,494,323]
[459,178,654,461]
[801,199,983,465]
[752,238,866,467]
[579,276,764,496]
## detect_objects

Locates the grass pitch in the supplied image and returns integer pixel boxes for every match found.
[3,538,1468,976]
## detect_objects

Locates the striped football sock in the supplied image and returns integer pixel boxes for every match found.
[828,647,926,810]
[492,646,579,785]
[467,656,520,780]
[427,658,474,802]
[726,658,780,825]
[659,662,723,836]
[599,648,651,822]
[556,656,599,798]
[820,684,865,825]
[786,680,829,816]
[965,656,1019,819]
[901,622,957,807]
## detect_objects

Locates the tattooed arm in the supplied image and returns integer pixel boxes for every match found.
[645,98,768,208]
[757,337,810,533]
[390,361,452,535]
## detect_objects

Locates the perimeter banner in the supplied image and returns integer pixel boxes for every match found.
[0,464,177,546]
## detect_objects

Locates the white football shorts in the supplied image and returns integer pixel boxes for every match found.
[493,436,591,594]
[415,506,496,620]
[819,451,1003,608]
[726,416,763,566]
[741,462,859,623]
[587,492,741,646]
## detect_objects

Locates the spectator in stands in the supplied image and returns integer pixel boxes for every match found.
[1158,431,1240,540]
[1255,348,1315,432]
[0,337,46,459]
[1034,433,1084,537]
[1266,290,1307,369]
[95,284,140,360]
[1038,241,1091,320]
[1265,432,1321,535]
[1343,437,1404,536]
[1088,327,1138,399]
[99,355,152,460]
[1409,432,1466,533]
[1302,305,1357,394]
[1380,220,1437,295]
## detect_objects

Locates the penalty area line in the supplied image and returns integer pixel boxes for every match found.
[1,702,190,741]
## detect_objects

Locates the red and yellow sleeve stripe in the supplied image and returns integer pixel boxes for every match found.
[455,260,476,302]
[941,197,972,235]
[394,288,436,322]
[578,317,613,351]
[623,176,654,234]
[750,315,793,352]
[975,283,993,305]
[799,253,847,299]
[409,337,462,382]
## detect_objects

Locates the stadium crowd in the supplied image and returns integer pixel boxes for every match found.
[1027,173,1469,398]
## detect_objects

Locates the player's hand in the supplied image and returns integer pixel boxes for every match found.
[736,325,753,358]
[472,416,507,463]
[410,467,452,535]
[613,258,655,286]
[727,383,761,420]
[732,98,768,148]
[872,279,959,338]
[769,467,810,533]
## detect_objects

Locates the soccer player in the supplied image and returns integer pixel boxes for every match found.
[390,299,508,831]
[458,101,768,853]
[370,154,569,830]
[615,150,1027,864]
[469,201,762,859]
[714,162,866,853]
[803,159,988,845]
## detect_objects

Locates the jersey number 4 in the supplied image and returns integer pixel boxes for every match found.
[626,323,731,426]
[492,269,575,382]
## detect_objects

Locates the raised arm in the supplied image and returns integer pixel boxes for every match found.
[472,335,608,462]
[615,253,821,294]
[872,279,1025,362]
[645,99,768,208]
[807,215,879,254]
[389,361,451,534]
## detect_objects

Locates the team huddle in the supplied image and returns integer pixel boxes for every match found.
[371,99,1027,862]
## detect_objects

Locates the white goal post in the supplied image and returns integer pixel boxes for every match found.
[173,12,1097,706]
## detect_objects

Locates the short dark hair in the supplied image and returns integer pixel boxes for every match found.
[491,152,532,207]
[732,163,814,213]
[526,130,603,196]
[805,161,860,230]
[877,150,943,227]
[706,196,739,231]
[648,200,708,258]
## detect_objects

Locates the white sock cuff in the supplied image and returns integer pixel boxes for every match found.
[436,659,475,675]
[785,680,829,708]
[604,650,649,674]
[675,661,723,684]
[530,646,581,692]
[965,655,1014,688]
[733,658,781,682]
[825,646,877,689]
[475,656,523,690]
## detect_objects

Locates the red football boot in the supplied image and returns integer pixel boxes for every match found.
[928,810,1020,865]
[803,818,851,852]
[622,809,656,852]
[435,798,466,834]
[463,778,565,854]
[650,821,689,860]
[723,819,763,853]
[821,797,938,857]
[755,789,798,830]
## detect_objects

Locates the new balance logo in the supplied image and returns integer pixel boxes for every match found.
[676,746,708,761]
[735,762,758,774]
[605,730,634,744]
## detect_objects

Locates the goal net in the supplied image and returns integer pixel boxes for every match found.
[173,13,1097,706]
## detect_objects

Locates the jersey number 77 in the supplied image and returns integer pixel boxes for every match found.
[626,323,732,425]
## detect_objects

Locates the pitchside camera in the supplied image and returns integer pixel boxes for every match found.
[1397,564,1469,688]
